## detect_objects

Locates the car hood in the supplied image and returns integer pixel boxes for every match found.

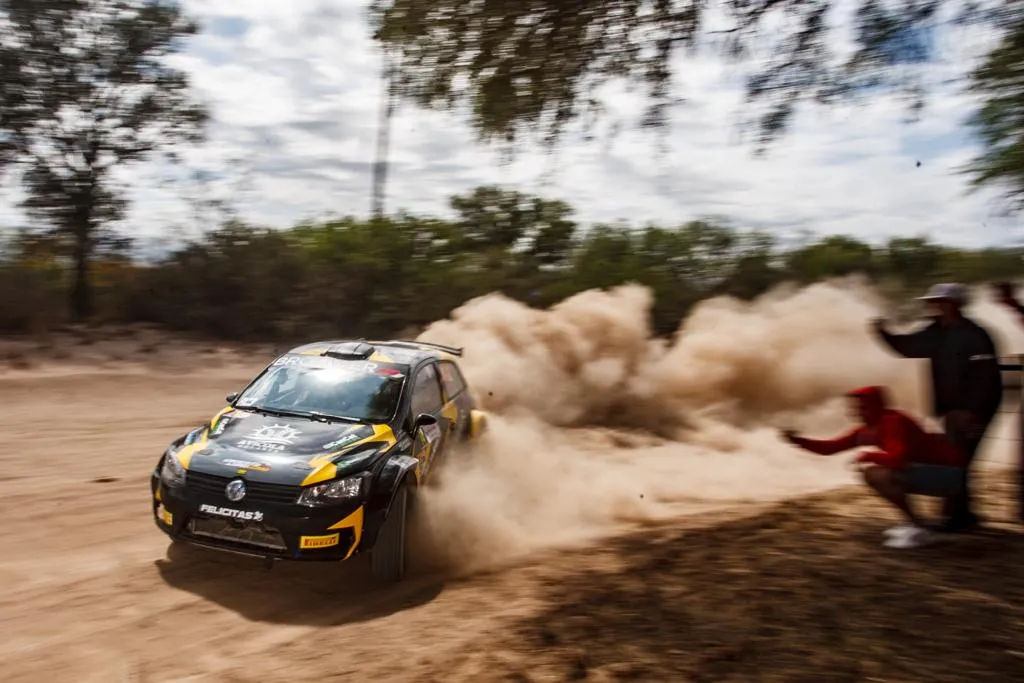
[183,408,399,486]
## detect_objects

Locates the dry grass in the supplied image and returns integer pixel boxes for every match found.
[435,470,1024,682]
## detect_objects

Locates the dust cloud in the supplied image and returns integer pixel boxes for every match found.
[411,278,1024,570]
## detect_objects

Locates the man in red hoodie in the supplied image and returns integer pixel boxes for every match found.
[782,385,966,549]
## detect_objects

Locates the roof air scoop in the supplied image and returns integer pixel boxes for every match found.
[322,341,375,360]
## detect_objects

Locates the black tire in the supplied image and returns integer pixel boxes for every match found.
[370,485,409,582]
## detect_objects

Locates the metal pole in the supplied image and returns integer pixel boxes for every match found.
[370,47,395,220]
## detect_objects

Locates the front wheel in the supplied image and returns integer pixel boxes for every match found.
[370,485,409,582]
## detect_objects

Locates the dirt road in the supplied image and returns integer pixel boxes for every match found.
[0,365,731,682]
[0,367,526,681]
[2,365,1022,682]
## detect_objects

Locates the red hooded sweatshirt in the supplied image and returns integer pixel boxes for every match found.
[790,386,965,469]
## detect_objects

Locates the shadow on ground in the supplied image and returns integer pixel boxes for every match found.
[154,541,447,627]
[482,471,1024,683]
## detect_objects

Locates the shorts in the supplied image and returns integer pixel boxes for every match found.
[904,463,964,498]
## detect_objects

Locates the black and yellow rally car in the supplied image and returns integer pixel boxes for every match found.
[151,339,487,581]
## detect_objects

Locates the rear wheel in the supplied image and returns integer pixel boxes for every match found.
[370,485,409,582]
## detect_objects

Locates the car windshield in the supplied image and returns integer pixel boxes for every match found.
[235,355,407,423]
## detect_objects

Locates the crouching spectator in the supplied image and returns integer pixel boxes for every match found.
[781,385,965,549]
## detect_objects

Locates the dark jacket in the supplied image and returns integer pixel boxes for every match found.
[874,317,1003,422]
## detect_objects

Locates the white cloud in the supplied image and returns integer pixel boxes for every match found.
[0,0,1020,250]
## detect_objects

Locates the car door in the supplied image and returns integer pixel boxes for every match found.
[408,363,447,479]
[437,360,472,442]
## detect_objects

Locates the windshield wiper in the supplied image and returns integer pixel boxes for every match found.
[247,405,365,424]
[247,406,306,419]
[306,411,365,424]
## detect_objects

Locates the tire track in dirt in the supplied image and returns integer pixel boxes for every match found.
[0,368,750,682]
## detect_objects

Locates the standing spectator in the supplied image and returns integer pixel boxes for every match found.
[871,283,1003,532]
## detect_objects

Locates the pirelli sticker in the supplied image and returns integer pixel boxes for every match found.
[299,533,340,549]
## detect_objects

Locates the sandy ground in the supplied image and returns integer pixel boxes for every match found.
[0,364,726,683]
[2,335,1023,682]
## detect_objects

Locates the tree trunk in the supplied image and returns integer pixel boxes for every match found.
[71,223,93,322]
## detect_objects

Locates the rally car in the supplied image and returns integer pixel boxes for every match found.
[151,339,487,582]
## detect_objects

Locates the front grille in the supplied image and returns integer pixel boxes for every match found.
[185,470,302,505]
[188,516,287,552]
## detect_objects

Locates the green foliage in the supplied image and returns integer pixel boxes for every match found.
[966,15,1024,206]
[370,1,1017,149]
[370,0,1024,215]
[3,185,1021,340]
[786,235,879,283]
[0,0,207,320]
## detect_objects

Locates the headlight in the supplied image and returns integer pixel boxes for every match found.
[160,447,186,487]
[297,476,364,506]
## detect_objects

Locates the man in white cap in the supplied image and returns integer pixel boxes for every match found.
[871,282,1003,532]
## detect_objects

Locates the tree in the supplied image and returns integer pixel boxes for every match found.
[785,235,877,282]
[0,0,207,320]
[370,1,1019,149]
[448,185,578,264]
[965,15,1024,207]
[885,236,945,286]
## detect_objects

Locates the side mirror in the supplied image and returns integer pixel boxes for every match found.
[414,413,439,429]
[225,392,239,404]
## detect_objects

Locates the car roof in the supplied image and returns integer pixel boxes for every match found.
[283,339,463,366]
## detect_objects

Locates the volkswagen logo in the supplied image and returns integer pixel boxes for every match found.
[225,478,247,502]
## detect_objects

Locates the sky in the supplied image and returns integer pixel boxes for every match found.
[0,0,1021,250]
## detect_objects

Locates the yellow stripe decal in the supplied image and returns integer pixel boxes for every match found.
[441,400,458,423]
[177,444,196,469]
[177,428,208,469]
[210,406,233,430]
[301,424,397,486]
[327,506,364,560]
[302,462,337,487]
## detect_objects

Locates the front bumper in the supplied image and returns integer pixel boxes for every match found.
[152,477,367,561]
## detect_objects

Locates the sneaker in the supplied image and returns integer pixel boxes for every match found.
[883,526,933,549]
[883,524,917,538]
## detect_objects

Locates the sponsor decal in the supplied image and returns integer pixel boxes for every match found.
[238,423,300,452]
[422,422,442,443]
[322,432,364,451]
[299,533,340,549]
[222,458,271,472]
[271,355,387,375]
[210,415,232,436]
[237,440,288,452]
[198,503,264,522]
[271,354,321,368]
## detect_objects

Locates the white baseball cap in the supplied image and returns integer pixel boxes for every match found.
[917,282,968,305]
